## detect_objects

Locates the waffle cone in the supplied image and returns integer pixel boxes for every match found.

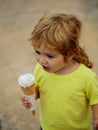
[32,110,36,115]
[20,84,35,95]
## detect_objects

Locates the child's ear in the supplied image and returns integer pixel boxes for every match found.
[63,52,75,62]
[67,52,74,59]
[65,52,75,63]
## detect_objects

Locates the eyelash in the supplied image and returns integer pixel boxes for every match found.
[35,50,54,58]
[46,55,54,58]
[35,50,40,54]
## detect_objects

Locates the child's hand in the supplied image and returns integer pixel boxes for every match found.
[21,95,32,108]
[93,119,98,130]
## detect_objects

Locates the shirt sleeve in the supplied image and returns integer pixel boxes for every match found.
[85,74,98,105]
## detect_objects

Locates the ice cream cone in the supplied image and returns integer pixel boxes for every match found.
[18,73,36,116]
[20,85,35,95]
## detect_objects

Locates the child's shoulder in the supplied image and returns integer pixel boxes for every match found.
[80,64,97,79]
[34,63,42,72]
[33,63,45,77]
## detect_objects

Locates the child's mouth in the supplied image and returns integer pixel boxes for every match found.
[42,66,50,71]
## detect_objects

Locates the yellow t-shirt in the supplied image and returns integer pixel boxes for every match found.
[34,63,98,130]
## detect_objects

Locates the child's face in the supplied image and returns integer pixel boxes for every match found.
[34,44,70,74]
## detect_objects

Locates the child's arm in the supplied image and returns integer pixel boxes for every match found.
[35,87,40,99]
[92,104,98,130]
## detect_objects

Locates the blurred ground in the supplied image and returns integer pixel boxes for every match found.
[0,0,98,130]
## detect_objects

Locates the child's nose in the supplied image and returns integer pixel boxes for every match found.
[38,55,47,64]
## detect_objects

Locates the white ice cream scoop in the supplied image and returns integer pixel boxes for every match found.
[18,73,35,88]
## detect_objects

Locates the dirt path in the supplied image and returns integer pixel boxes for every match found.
[0,0,98,130]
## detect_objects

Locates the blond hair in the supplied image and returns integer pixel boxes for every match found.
[30,13,93,68]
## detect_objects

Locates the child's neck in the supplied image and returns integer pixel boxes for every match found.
[55,61,80,75]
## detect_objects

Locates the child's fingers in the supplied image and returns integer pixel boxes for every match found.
[21,95,26,100]
[23,100,31,108]
[21,95,28,102]
[21,95,32,108]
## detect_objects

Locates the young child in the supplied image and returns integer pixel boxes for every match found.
[22,13,98,130]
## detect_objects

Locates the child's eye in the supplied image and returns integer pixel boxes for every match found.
[47,54,54,58]
[35,50,40,54]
